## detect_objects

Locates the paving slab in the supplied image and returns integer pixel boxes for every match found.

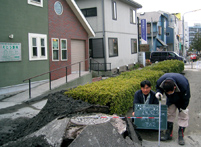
[69,122,136,147]
[28,117,70,147]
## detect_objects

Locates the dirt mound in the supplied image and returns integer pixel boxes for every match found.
[0,90,94,146]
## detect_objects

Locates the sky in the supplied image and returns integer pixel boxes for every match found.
[134,0,201,26]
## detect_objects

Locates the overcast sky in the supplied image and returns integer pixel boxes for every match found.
[134,0,201,26]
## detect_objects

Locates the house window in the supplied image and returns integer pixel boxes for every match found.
[61,39,67,61]
[41,38,45,56]
[108,38,118,57]
[130,9,136,24]
[131,39,137,54]
[147,24,151,34]
[166,32,170,36]
[28,0,43,7]
[89,38,104,58]
[52,38,59,61]
[28,33,47,60]
[54,1,63,15]
[112,1,117,20]
[81,7,97,17]
[158,26,162,35]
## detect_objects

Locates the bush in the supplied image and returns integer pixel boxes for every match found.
[149,60,184,73]
[64,70,164,115]
[64,60,184,115]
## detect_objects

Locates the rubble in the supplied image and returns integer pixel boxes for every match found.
[0,90,142,147]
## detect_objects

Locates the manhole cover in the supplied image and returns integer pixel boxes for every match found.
[71,113,111,125]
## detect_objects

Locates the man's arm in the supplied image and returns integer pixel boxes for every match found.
[133,91,141,113]
[181,86,191,109]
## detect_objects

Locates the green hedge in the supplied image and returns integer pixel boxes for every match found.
[64,60,184,115]
[144,59,184,73]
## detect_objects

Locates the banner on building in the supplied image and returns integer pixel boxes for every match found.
[141,19,147,44]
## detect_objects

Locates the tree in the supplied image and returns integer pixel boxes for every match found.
[190,32,201,52]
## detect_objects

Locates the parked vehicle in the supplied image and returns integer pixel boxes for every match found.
[150,51,185,63]
[190,54,197,62]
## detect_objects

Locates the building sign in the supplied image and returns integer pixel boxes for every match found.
[0,42,21,62]
[141,19,147,44]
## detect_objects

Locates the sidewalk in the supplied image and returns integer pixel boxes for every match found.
[184,60,201,69]
[0,71,91,110]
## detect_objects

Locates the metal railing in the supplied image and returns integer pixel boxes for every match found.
[23,59,89,98]
[90,58,111,75]
[23,58,111,98]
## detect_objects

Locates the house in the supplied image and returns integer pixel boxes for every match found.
[137,11,168,52]
[164,12,180,54]
[0,0,49,89]
[48,0,95,80]
[0,0,95,92]
[75,0,142,73]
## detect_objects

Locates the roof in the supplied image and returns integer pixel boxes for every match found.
[120,0,142,8]
[137,11,165,22]
[66,0,95,37]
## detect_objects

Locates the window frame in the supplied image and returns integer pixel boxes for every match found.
[81,7,97,17]
[54,1,63,15]
[166,32,170,36]
[131,39,137,54]
[112,1,117,20]
[147,23,151,34]
[28,33,47,61]
[60,39,68,61]
[27,0,43,7]
[158,26,162,35]
[130,8,136,24]
[108,38,118,57]
[52,38,59,61]
[89,38,104,58]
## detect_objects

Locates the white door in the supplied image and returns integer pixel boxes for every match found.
[71,40,85,73]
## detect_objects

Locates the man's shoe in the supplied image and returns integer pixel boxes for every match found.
[160,131,173,141]
[178,126,185,145]
[160,122,173,141]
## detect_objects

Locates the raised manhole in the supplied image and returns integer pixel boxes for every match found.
[71,113,111,125]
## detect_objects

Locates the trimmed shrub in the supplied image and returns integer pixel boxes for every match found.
[148,60,184,73]
[65,70,164,114]
[64,60,184,115]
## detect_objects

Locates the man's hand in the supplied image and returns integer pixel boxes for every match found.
[132,112,135,116]
[180,108,189,114]
[155,92,163,99]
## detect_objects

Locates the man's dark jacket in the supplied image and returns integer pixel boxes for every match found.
[156,73,190,110]
[133,90,159,112]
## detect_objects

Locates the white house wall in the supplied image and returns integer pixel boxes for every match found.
[76,0,139,69]
[105,33,138,69]
[104,0,138,69]
[75,0,103,36]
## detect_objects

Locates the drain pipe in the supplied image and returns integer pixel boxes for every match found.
[102,0,107,71]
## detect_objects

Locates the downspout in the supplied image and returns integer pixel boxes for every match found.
[151,17,153,52]
[137,17,140,52]
[102,0,107,71]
